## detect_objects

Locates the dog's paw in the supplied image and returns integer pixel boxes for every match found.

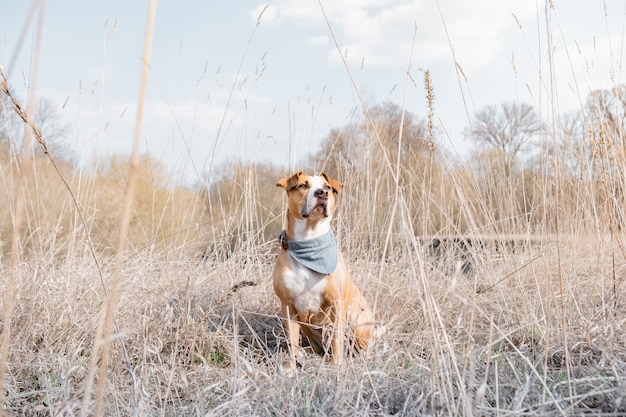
[280,351,304,377]
[283,360,298,377]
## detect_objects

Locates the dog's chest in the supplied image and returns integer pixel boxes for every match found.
[282,260,327,314]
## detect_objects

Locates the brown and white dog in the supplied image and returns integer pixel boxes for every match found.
[273,171,375,368]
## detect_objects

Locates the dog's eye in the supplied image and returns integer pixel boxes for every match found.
[298,183,308,189]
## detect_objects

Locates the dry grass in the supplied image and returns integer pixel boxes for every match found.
[1,110,626,415]
[3,90,626,417]
[1,134,626,416]
[3,3,626,416]
[1,228,625,415]
[0,153,207,258]
[2,117,625,416]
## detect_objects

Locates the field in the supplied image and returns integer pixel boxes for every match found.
[1,139,626,415]
[3,2,626,416]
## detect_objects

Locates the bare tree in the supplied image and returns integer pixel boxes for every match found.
[585,86,626,173]
[586,86,626,140]
[312,102,429,178]
[0,95,19,144]
[584,86,626,230]
[0,96,70,160]
[313,123,363,178]
[465,101,543,175]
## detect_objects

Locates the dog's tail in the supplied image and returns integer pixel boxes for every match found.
[370,314,400,353]
[374,323,389,339]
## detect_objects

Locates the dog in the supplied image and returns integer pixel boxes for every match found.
[273,171,376,369]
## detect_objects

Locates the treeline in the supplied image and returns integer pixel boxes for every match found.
[0,150,206,258]
[204,90,626,255]
[1,87,625,259]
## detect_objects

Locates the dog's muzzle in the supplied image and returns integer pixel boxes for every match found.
[301,188,329,218]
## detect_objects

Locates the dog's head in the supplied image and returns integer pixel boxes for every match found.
[277,171,343,220]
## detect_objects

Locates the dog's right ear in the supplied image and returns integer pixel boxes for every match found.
[277,171,302,191]
[321,172,343,194]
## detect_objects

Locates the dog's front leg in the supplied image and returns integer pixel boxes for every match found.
[331,304,344,365]
[282,303,301,370]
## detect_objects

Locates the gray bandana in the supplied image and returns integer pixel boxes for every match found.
[280,229,338,275]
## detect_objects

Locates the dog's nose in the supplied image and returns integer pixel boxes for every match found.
[314,188,328,199]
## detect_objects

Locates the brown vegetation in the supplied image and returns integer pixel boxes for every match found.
[2,65,626,415]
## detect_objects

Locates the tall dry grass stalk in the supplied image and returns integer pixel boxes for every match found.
[544,2,573,401]
[0,70,31,417]
[82,1,156,416]
[0,0,45,410]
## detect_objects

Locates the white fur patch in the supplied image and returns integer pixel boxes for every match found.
[282,257,327,314]
[305,175,326,213]
[292,175,332,241]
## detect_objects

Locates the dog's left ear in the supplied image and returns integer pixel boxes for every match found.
[277,171,302,191]
[321,172,343,194]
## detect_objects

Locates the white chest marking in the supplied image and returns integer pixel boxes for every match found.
[283,257,327,314]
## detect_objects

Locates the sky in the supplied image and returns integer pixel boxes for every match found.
[1,0,625,186]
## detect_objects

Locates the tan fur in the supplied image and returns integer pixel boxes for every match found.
[273,172,375,368]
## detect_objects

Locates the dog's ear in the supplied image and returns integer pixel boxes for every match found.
[277,171,303,191]
[321,172,343,194]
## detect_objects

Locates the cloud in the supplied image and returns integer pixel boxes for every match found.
[309,35,329,46]
[255,0,537,72]
[546,33,625,114]
[257,0,391,27]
